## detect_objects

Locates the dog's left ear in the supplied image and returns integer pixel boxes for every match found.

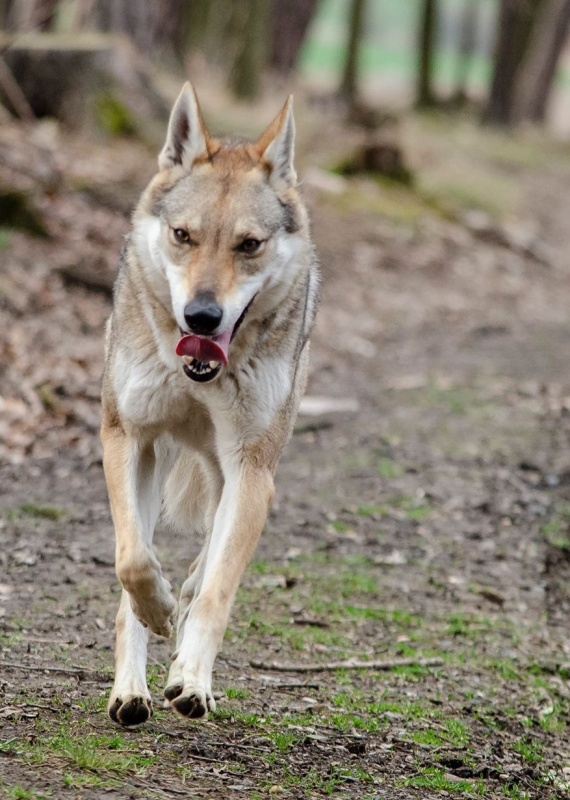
[158,82,212,171]
[256,96,296,191]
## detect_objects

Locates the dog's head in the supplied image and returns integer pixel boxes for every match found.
[134,82,308,383]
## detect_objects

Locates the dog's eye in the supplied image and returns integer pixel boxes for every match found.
[172,228,191,244]
[239,238,262,255]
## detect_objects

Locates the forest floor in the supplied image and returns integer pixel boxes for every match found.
[1,100,570,799]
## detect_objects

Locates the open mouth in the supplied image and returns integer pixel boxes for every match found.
[176,295,256,384]
[181,356,222,383]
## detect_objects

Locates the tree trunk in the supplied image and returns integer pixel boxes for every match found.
[269,0,318,75]
[33,0,59,31]
[177,0,219,64]
[416,0,438,108]
[228,0,272,101]
[6,0,35,30]
[339,0,366,105]
[483,0,546,126]
[452,0,480,103]
[0,32,169,134]
[512,0,570,123]
[90,0,184,59]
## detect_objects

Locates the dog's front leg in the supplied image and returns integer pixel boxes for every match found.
[102,422,177,725]
[103,424,176,636]
[108,589,152,726]
[165,455,275,718]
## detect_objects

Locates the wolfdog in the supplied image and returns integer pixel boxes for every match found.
[101,83,319,726]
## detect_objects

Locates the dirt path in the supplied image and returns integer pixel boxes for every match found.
[1,117,570,799]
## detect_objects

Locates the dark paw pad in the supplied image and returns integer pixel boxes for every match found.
[110,696,152,727]
[172,692,208,718]
[108,697,122,724]
[164,681,184,702]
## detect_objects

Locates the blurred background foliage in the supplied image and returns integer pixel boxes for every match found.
[1,0,570,134]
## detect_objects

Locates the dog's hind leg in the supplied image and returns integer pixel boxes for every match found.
[166,452,223,690]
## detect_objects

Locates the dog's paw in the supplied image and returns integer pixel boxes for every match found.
[164,679,216,719]
[130,579,177,638]
[108,693,153,727]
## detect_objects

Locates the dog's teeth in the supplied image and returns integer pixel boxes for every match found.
[209,361,219,369]
[182,356,195,366]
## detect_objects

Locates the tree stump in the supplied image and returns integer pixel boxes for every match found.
[0,32,169,138]
[338,136,413,186]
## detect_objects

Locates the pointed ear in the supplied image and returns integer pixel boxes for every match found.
[256,96,297,190]
[158,82,211,171]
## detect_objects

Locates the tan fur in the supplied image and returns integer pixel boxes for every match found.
[101,84,318,727]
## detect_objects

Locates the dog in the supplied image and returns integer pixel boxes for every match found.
[101,83,319,726]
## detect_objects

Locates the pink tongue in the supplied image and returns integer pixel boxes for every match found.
[175,330,232,365]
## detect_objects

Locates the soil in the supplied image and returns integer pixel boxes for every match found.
[1,108,570,799]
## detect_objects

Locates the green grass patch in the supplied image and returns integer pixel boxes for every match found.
[216,708,260,727]
[512,738,544,765]
[403,766,485,794]
[377,457,404,478]
[5,727,156,775]
[356,494,432,521]
[541,507,570,550]
[3,788,53,800]
[413,727,445,746]
[267,730,299,753]
[225,687,250,700]
[62,773,119,791]
[95,91,137,137]
[251,560,269,574]
[501,786,532,798]
[18,503,66,520]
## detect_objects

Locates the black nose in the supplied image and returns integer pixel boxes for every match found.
[184,297,223,335]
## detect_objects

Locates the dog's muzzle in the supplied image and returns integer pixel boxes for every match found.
[176,294,257,383]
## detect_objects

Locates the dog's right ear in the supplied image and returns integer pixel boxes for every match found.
[158,83,211,171]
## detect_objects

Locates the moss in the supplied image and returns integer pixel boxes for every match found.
[95,91,137,137]
[0,190,48,236]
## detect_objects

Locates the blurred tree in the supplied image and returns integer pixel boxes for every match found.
[33,0,58,30]
[178,0,274,100]
[1,0,316,103]
[270,0,318,75]
[183,0,221,63]
[416,0,438,108]
[452,0,480,104]
[91,0,184,59]
[2,0,31,30]
[484,0,546,125]
[339,0,365,105]
[228,0,272,100]
[512,0,570,123]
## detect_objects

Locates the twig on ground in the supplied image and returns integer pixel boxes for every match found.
[25,637,76,645]
[22,702,60,712]
[292,617,329,628]
[263,681,320,690]
[0,660,110,680]
[129,778,201,797]
[224,741,270,753]
[249,656,444,673]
